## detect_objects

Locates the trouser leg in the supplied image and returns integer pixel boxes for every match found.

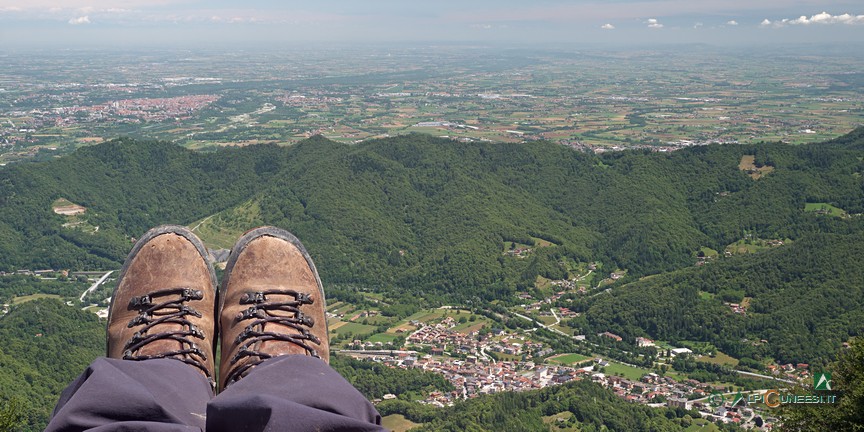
[45,357,213,432]
[207,355,386,432]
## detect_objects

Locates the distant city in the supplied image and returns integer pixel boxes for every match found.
[1,45,862,166]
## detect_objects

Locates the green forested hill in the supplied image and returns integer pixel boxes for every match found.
[0,139,286,269]
[379,378,705,432]
[0,300,103,431]
[581,233,864,365]
[1,131,863,364]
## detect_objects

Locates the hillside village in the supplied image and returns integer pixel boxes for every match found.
[340,310,814,430]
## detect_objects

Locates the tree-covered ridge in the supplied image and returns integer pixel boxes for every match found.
[330,355,455,400]
[0,299,104,431]
[580,233,864,365]
[778,337,864,431]
[1,131,863,365]
[378,378,724,432]
[0,139,286,270]
[2,132,862,283]
[1,131,863,430]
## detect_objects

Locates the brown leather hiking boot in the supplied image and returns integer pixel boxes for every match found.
[219,227,329,390]
[107,225,218,389]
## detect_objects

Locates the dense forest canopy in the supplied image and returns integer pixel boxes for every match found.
[0,300,103,431]
[1,131,863,363]
[2,130,864,430]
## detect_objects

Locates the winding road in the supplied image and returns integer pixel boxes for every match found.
[79,271,114,303]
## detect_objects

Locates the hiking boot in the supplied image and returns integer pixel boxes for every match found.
[107,225,218,389]
[219,227,329,390]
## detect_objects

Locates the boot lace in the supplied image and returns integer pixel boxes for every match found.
[224,289,321,385]
[125,287,213,386]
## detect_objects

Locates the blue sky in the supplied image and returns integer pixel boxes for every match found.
[1,0,863,47]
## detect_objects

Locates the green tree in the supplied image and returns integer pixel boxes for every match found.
[778,338,864,431]
[0,397,24,432]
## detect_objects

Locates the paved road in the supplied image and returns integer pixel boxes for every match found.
[79,271,114,303]
[514,309,790,386]
[479,346,492,361]
[549,308,561,325]
[190,215,214,233]
[512,311,653,370]
[734,370,796,384]
[513,312,569,337]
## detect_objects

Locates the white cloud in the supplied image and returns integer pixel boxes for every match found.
[0,1,178,8]
[766,12,864,27]
[646,18,663,29]
[693,22,703,29]
[68,15,90,25]
[760,19,772,26]
[601,23,614,30]
[727,20,738,26]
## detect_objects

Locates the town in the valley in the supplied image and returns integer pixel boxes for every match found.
[3,259,824,431]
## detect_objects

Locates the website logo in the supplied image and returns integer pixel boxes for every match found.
[708,392,725,408]
[814,372,832,391]
[732,390,746,406]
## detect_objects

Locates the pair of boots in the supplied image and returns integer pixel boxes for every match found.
[106,225,329,391]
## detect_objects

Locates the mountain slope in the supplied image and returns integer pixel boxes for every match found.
[582,233,864,364]
[0,299,103,431]
[1,131,863,365]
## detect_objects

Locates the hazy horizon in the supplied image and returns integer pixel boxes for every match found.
[1,1,863,49]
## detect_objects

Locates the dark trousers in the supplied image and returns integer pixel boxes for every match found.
[45,355,386,432]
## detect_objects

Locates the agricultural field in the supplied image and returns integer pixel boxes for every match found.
[331,322,378,338]
[804,202,848,218]
[697,351,740,368]
[738,155,775,180]
[3,46,864,167]
[381,414,421,432]
[602,361,655,381]
[542,411,577,431]
[11,293,62,305]
[188,200,264,250]
[725,237,790,256]
[324,302,502,350]
[547,353,593,365]
[698,291,716,301]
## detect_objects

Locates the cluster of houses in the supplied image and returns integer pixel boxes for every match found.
[505,247,533,258]
[519,292,561,312]
[351,350,585,406]
[766,362,812,382]
[0,269,106,281]
[1,269,64,277]
[726,302,748,315]
[349,311,783,428]
[348,348,775,429]
[560,139,713,155]
[51,94,220,125]
[278,93,344,107]
[593,371,707,406]
[549,279,577,290]
[405,316,549,359]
